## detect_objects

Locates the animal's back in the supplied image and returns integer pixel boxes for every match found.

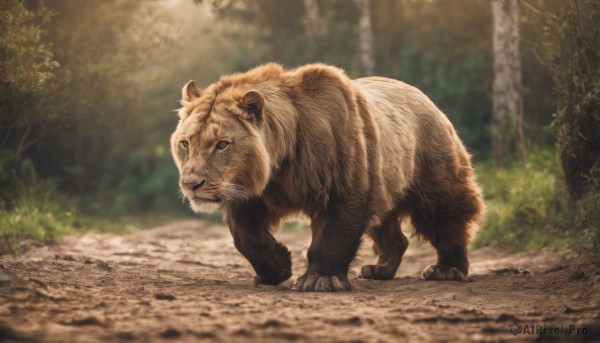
[352,77,466,203]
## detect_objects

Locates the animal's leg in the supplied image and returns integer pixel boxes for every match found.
[227,198,291,285]
[411,189,482,282]
[292,199,367,292]
[359,213,409,280]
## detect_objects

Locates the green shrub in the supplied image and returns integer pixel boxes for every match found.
[0,185,74,254]
[474,146,575,251]
[0,153,75,254]
[529,0,600,262]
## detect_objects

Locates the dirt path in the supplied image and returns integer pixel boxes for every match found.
[1,220,599,342]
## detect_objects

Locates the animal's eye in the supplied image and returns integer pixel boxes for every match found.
[216,141,229,150]
[179,141,189,149]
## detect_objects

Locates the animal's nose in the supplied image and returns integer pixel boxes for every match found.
[181,176,205,191]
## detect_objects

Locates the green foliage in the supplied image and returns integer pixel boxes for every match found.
[0,0,59,159]
[0,183,73,254]
[0,0,189,253]
[0,146,186,254]
[0,0,56,94]
[527,0,600,262]
[533,0,600,200]
[0,0,185,217]
[474,146,575,251]
[0,149,74,254]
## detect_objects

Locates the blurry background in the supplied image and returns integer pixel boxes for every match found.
[0,0,598,260]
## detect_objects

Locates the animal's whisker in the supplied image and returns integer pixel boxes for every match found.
[177,188,186,204]
[217,182,249,202]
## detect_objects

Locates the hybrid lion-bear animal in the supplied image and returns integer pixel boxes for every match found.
[170,63,485,292]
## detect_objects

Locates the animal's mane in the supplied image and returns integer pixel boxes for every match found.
[181,63,287,122]
[181,63,369,213]
[211,63,286,95]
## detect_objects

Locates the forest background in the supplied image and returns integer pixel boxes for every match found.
[1,0,598,261]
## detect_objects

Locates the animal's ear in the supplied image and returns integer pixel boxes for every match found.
[181,80,202,102]
[240,90,264,124]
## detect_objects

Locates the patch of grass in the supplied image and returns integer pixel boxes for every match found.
[0,186,194,254]
[0,179,75,254]
[0,157,195,254]
[474,146,575,252]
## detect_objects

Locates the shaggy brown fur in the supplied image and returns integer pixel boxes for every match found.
[170,63,485,292]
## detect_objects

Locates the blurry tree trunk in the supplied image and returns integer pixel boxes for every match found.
[303,0,325,38]
[354,0,375,76]
[491,0,526,168]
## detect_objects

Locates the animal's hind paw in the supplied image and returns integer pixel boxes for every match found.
[292,273,351,292]
[358,264,395,280]
[422,264,467,282]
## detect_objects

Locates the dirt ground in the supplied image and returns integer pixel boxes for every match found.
[1,220,599,343]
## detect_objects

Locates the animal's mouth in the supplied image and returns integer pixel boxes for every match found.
[192,196,222,204]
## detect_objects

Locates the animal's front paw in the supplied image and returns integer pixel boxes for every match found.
[253,266,292,286]
[421,264,467,282]
[251,242,292,285]
[292,273,351,292]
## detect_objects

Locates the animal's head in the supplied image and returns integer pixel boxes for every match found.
[170,80,271,213]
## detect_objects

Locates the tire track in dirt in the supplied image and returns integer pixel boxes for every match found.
[1,220,599,342]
